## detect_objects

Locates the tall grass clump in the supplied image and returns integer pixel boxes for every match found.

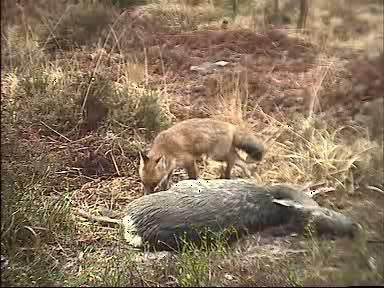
[255,114,379,196]
[1,140,75,286]
[2,64,169,138]
[44,1,117,50]
[1,25,46,71]
[134,1,224,32]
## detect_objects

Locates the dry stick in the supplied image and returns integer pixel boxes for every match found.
[158,44,176,120]
[80,72,97,121]
[144,41,149,88]
[366,185,384,196]
[41,4,75,51]
[108,26,123,72]
[117,141,126,158]
[68,134,93,144]
[297,0,309,30]
[307,58,334,117]
[258,110,315,148]
[74,209,122,226]
[40,121,71,142]
[107,149,121,177]
[158,45,167,93]
[306,86,316,118]
[242,69,250,122]
[22,225,40,248]
[17,4,34,66]
[109,9,129,53]
[134,31,149,88]
[2,213,15,237]
[108,11,132,85]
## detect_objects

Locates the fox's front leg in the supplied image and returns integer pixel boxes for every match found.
[185,160,199,179]
[158,171,173,191]
[224,153,237,179]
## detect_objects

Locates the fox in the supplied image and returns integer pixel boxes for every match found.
[139,118,265,195]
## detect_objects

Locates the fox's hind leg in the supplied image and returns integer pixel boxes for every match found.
[224,150,252,179]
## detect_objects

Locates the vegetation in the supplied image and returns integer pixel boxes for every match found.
[1,0,383,286]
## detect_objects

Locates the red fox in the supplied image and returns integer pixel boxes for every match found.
[139,118,265,194]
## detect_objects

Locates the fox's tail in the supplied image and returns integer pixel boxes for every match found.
[233,130,265,161]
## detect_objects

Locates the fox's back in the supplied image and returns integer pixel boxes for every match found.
[149,118,236,158]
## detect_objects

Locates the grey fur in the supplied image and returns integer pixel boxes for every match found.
[76,179,360,251]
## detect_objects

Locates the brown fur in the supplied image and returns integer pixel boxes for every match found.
[139,118,265,194]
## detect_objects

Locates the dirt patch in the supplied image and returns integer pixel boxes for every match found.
[138,28,383,123]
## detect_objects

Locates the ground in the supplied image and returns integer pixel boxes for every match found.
[1,0,383,286]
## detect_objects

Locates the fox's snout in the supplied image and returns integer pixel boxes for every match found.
[143,185,154,195]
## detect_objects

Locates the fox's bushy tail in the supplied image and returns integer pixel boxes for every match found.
[233,130,265,161]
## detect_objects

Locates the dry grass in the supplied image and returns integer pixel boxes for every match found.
[1,0,384,287]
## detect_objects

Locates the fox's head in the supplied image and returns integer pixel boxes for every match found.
[139,151,169,195]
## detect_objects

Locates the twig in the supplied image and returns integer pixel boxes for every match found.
[117,142,126,158]
[80,76,95,121]
[68,134,93,144]
[80,11,123,121]
[46,135,60,143]
[106,150,121,176]
[41,4,74,51]
[158,45,167,92]
[367,240,384,244]
[2,213,15,237]
[40,121,71,142]
[142,39,149,88]
[112,119,132,129]
[22,225,40,247]
[74,209,122,226]
[366,185,384,196]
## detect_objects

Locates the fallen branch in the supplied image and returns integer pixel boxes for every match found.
[366,185,384,196]
[40,121,71,142]
[74,209,122,226]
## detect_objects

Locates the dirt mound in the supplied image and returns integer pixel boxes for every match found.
[143,28,383,123]
[147,29,317,76]
[140,29,322,121]
[154,29,313,55]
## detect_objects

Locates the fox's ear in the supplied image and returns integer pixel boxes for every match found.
[139,151,149,163]
[139,151,148,177]
[155,155,167,170]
